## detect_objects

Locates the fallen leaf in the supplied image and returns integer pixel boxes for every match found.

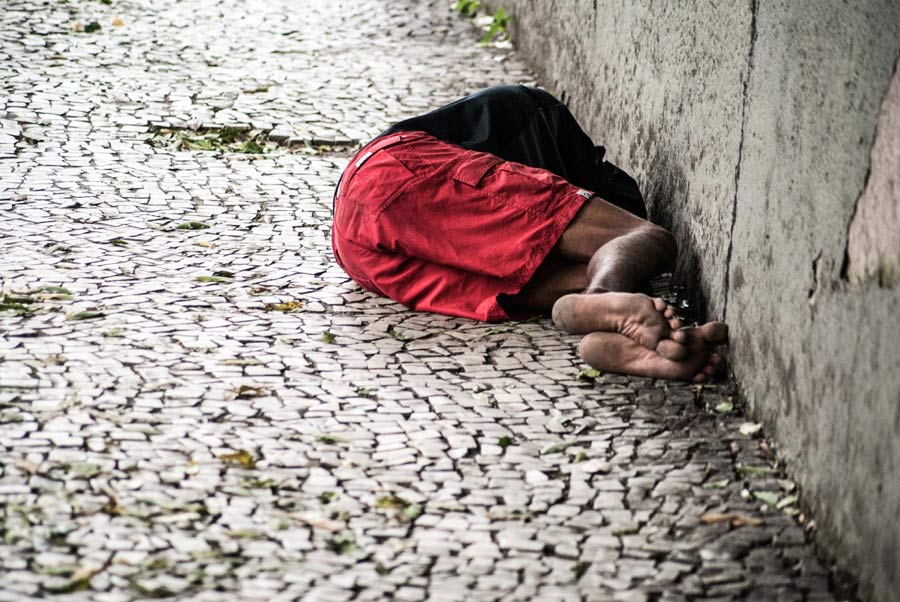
[196,275,228,283]
[577,368,601,381]
[739,422,763,436]
[753,491,780,506]
[497,436,514,449]
[700,513,763,527]
[540,439,582,455]
[387,326,410,341]
[176,221,210,230]
[264,300,304,313]
[737,465,775,478]
[66,310,104,321]
[111,16,124,26]
[231,385,268,399]
[321,331,336,344]
[218,449,256,469]
[84,21,101,33]
[702,479,730,490]
[571,561,589,580]
[195,241,215,248]
[714,400,734,414]
[316,434,346,445]
[776,494,799,509]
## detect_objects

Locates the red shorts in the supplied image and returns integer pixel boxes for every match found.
[331,131,593,322]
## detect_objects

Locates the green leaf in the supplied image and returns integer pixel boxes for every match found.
[321,331,336,344]
[84,21,101,33]
[402,503,423,522]
[497,436,514,449]
[714,400,734,414]
[212,270,235,278]
[455,0,480,16]
[776,494,799,509]
[176,221,210,230]
[753,491,780,506]
[355,387,378,399]
[107,238,128,246]
[578,367,601,381]
[319,491,337,504]
[68,463,103,479]
[196,275,228,283]
[66,310,104,321]
[238,139,265,154]
[102,328,124,337]
[326,533,357,555]
[29,286,71,295]
[387,326,410,341]
[316,434,346,445]
[479,8,510,44]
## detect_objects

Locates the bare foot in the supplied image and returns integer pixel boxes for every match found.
[578,328,725,382]
[552,292,688,359]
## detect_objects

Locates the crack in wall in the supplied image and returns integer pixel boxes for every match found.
[721,0,759,321]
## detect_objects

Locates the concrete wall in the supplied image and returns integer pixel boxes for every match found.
[480,0,900,599]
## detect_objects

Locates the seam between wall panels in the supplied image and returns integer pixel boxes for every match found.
[722,0,759,321]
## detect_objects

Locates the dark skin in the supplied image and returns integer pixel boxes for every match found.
[504,196,728,382]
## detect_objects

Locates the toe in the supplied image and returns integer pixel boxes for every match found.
[652,297,667,312]
[668,317,683,330]
[656,339,688,361]
[700,322,729,344]
[670,329,687,344]
[692,372,708,384]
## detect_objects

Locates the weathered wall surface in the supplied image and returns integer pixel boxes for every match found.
[481,0,900,599]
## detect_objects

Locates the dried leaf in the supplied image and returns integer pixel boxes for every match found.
[264,300,304,313]
[196,275,228,283]
[700,513,763,527]
[737,465,775,478]
[66,310,104,321]
[540,438,582,455]
[739,422,763,436]
[176,221,210,230]
[219,449,256,469]
[231,385,268,399]
[111,16,124,26]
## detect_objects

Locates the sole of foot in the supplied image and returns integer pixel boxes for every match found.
[578,322,727,382]
[552,292,688,360]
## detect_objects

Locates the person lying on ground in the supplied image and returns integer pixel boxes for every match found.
[331,85,728,382]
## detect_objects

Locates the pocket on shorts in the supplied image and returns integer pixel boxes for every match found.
[343,150,417,215]
[450,153,504,187]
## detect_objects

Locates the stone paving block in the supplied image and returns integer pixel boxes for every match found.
[0,0,856,600]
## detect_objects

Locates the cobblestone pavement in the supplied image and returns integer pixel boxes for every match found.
[0,1,854,601]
